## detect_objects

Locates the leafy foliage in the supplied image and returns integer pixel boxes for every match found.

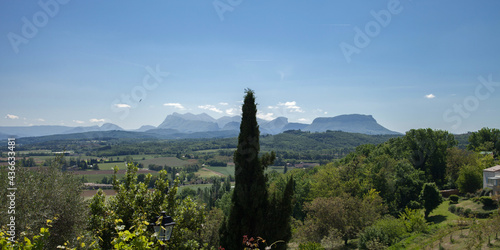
[358,216,407,249]
[88,162,207,249]
[398,129,457,187]
[398,207,427,233]
[445,147,478,188]
[420,183,443,218]
[449,194,459,203]
[456,164,483,194]
[0,224,50,250]
[0,156,86,249]
[297,190,386,245]
[467,127,500,157]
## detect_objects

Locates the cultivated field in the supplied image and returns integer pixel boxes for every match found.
[139,156,191,167]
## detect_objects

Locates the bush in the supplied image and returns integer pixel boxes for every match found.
[449,204,457,213]
[0,160,86,249]
[407,200,422,209]
[449,195,459,204]
[480,196,496,207]
[464,208,472,217]
[473,211,494,219]
[399,208,427,233]
[420,183,443,218]
[480,188,493,197]
[358,216,406,249]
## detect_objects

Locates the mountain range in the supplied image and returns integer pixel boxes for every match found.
[0,113,400,140]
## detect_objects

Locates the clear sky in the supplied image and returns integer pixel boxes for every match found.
[1,0,499,134]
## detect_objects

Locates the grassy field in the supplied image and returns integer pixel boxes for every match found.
[81,173,121,183]
[206,166,235,176]
[196,168,222,178]
[267,165,285,174]
[205,165,286,177]
[139,157,190,167]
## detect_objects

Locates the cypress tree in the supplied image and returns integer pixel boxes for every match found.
[220,89,270,249]
[220,89,293,249]
[267,176,295,250]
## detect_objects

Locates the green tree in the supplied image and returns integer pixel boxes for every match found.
[220,89,292,249]
[298,190,386,246]
[445,147,478,188]
[419,182,443,219]
[88,163,207,249]
[456,164,483,194]
[467,127,500,157]
[391,160,426,213]
[402,129,457,187]
[0,155,86,249]
[309,160,369,200]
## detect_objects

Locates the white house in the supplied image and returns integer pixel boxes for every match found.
[483,165,500,196]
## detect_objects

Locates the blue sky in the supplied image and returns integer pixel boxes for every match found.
[1,0,499,133]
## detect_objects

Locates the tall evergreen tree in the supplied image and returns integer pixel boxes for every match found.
[220,89,295,249]
[220,89,269,249]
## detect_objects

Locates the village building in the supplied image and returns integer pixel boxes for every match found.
[483,165,500,196]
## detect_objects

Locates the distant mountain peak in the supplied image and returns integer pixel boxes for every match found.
[135,125,156,132]
[158,112,219,133]
[306,114,399,135]
[170,112,216,122]
[100,123,123,130]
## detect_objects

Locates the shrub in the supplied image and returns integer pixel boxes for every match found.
[465,192,476,199]
[480,188,493,197]
[420,183,443,218]
[449,204,457,213]
[399,208,427,233]
[407,200,422,209]
[449,195,459,204]
[480,196,496,207]
[464,208,472,217]
[474,211,494,219]
[358,216,406,249]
